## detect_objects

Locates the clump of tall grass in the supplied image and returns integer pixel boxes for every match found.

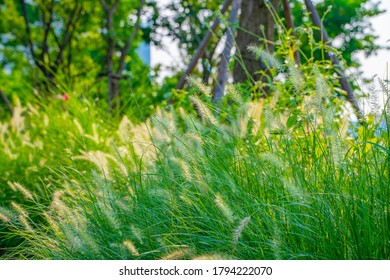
[1,63,389,259]
[0,96,132,255]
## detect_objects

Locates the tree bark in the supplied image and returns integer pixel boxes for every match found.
[233,0,278,85]
[100,0,120,111]
[213,0,241,104]
[100,0,144,112]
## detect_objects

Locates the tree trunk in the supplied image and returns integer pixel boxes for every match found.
[110,77,120,110]
[213,0,241,104]
[233,0,278,85]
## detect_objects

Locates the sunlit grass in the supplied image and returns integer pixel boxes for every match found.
[0,41,389,260]
[0,73,389,259]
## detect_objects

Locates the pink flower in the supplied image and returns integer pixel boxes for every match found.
[63,93,70,101]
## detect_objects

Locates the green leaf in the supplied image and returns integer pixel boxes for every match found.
[286,115,298,128]
[367,141,390,155]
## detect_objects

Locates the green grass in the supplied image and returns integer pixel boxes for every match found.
[0,72,389,259]
[0,2,388,260]
[0,96,121,254]
[0,34,389,259]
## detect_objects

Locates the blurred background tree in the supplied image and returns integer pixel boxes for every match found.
[0,0,161,119]
[159,0,225,85]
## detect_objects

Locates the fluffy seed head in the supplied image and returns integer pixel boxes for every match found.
[233,216,251,251]
[215,193,235,223]
[123,240,139,257]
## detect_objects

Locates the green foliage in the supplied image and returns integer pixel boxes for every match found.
[159,0,227,83]
[0,68,389,259]
[290,0,386,69]
[0,0,101,82]
[0,0,163,119]
[0,0,385,116]
[0,0,389,261]
[0,96,122,254]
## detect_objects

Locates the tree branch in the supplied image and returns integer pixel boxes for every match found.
[0,90,13,117]
[54,2,82,70]
[176,0,233,90]
[116,0,146,75]
[100,0,121,70]
[19,0,36,59]
[40,0,55,68]
[99,0,109,11]
[213,0,241,104]
[100,0,121,111]
[99,0,120,12]
[19,0,48,75]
